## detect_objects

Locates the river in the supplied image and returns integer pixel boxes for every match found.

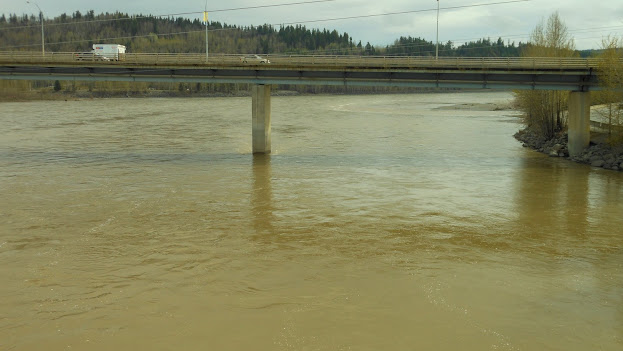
[1,92,622,350]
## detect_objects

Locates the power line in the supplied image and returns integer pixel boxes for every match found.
[276,27,623,55]
[3,0,616,51]
[0,0,537,49]
[5,19,616,52]
[275,0,534,26]
[2,29,614,53]
[1,23,614,51]
[0,0,336,31]
[4,24,615,54]
[1,0,530,32]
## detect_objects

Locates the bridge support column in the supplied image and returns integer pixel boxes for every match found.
[568,91,591,158]
[252,84,272,154]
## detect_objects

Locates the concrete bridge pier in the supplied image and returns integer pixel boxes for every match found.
[252,84,272,154]
[568,91,591,158]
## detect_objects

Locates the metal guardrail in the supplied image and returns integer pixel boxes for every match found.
[0,51,611,70]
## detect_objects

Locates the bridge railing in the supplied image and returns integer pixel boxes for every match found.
[0,51,610,70]
[265,55,602,70]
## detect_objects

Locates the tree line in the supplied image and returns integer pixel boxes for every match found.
[1,10,531,56]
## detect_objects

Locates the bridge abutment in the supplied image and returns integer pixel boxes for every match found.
[568,91,591,158]
[252,84,272,154]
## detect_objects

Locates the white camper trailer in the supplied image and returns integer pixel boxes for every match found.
[92,44,126,61]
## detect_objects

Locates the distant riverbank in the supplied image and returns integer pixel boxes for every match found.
[433,100,517,112]
[0,88,300,102]
[0,86,467,102]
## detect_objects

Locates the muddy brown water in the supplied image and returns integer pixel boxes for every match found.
[1,92,622,350]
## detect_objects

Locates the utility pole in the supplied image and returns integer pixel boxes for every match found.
[436,0,439,60]
[204,1,209,63]
[26,1,44,56]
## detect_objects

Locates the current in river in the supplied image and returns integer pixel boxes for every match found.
[1,92,622,350]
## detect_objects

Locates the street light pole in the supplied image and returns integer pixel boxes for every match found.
[26,1,44,56]
[436,0,439,60]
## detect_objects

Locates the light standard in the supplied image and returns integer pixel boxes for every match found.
[26,1,44,56]
[436,0,439,60]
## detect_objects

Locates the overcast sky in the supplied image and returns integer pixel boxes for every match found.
[2,0,622,50]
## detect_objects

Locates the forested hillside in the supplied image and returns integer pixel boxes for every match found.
[0,10,525,56]
[0,10,532,98]
[0,11,355,55]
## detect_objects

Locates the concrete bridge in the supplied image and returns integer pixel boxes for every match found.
[0,52,602,155]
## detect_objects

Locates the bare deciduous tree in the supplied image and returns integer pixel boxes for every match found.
[515,12,576,139]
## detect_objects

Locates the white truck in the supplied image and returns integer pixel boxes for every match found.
[92,44,126,61]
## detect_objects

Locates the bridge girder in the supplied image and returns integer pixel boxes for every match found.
[0,64,599,91]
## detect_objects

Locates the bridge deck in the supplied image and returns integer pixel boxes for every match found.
[0,51,606,70]
[0,52,605,91]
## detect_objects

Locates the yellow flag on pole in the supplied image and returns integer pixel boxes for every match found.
[203,11,208,22]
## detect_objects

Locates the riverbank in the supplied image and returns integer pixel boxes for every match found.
[0,86,466,102]
[433,101,516,111]
[515,129,623,171]
[0,88,303,102]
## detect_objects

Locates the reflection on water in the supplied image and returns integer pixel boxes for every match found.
[516,155,591,238]
[252,154,274,236]
[0,92,622,350]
